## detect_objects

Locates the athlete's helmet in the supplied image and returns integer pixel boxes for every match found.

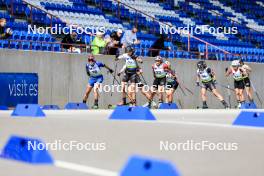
[126,46,135,54]
[231,60,240,67]
[88,54,95,62]
[155,56,163,62]
[197,61,206,70]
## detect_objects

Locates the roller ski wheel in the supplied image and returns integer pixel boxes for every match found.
[91,105,99,109]
[202,106,208,109]
[108,104,117,109]
[108,104,129,109]
[116,101,135,107]
[142,101,158,109]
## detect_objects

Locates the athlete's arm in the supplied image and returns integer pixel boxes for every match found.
[118,65,126,75]
[163,63,170,72]
[137,68,143,74]
[196,74,200,82]
[244,65,252,73]
[86,65,90,76]
[171,70,177,80]
[225,67,232,77]
[135,56,143,63]
[239,67,247,76]
[152,65,156,78]
[104,64,114,73]
[208,68,216,80]
[212,71,216,80]
[196,74,200,86]
[116,54,125,61]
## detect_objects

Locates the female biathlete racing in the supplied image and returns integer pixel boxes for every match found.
[196,61,229,109]
[239,59,254,103]
[82,54,113,109]
[116,46,152,106]
[164,61,179,103]
[226,60,246,108]
[117,64,153,107]
[150,56,170,105]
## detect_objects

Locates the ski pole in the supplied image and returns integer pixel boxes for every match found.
[179,82,194,95]
[227,84,232,109]
[111,62,118,96]
[175,75,194,95]
[109,72,135,104]
[178,83,187,96]
[139,72,148,85]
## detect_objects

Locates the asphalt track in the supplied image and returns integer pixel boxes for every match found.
[0,109,264,176]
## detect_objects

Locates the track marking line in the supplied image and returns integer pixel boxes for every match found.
[55,160,118,176]
[157,120,264,130]
[157,120,232,127]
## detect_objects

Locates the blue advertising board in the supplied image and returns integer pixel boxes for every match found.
[0,73,38,107]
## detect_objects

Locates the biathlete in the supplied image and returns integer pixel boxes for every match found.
[239,59,254,103]
[115,46,148,106]
[117,64,153,107]
[165,61,179,103]
[196,61,229,109]
[226,60,246,108]
[150,56,170,105]
[82,54,113,109]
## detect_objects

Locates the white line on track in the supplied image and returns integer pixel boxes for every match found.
[55,160,118,176]
[157,120,264,130]
[157,120,233,127]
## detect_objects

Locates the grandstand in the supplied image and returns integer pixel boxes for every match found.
[0,0,264,61]
[1,1,264,176]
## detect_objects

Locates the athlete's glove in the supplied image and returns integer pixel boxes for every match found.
[86,71,90,77]
[213,79,217,84]
[225,67,228,72]
[108,69,114,74]
[117,72,121,76]
[196,82,200,87]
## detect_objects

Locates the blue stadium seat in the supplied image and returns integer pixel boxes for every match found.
[20,31,27,40]
[32,43,41,50]
[53,44,61,52]
[44,34,51,42]
[140,40,146,48]
[42,43,51,51]
[168,51,174,58]
[32,34,39,41]
[0,0,263,64]
[12,31,20,40]
[10,41,19,49]
[135,49,141,56]
[22,41,30,50]
[0,40,9,48]
[38,34,45,41]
